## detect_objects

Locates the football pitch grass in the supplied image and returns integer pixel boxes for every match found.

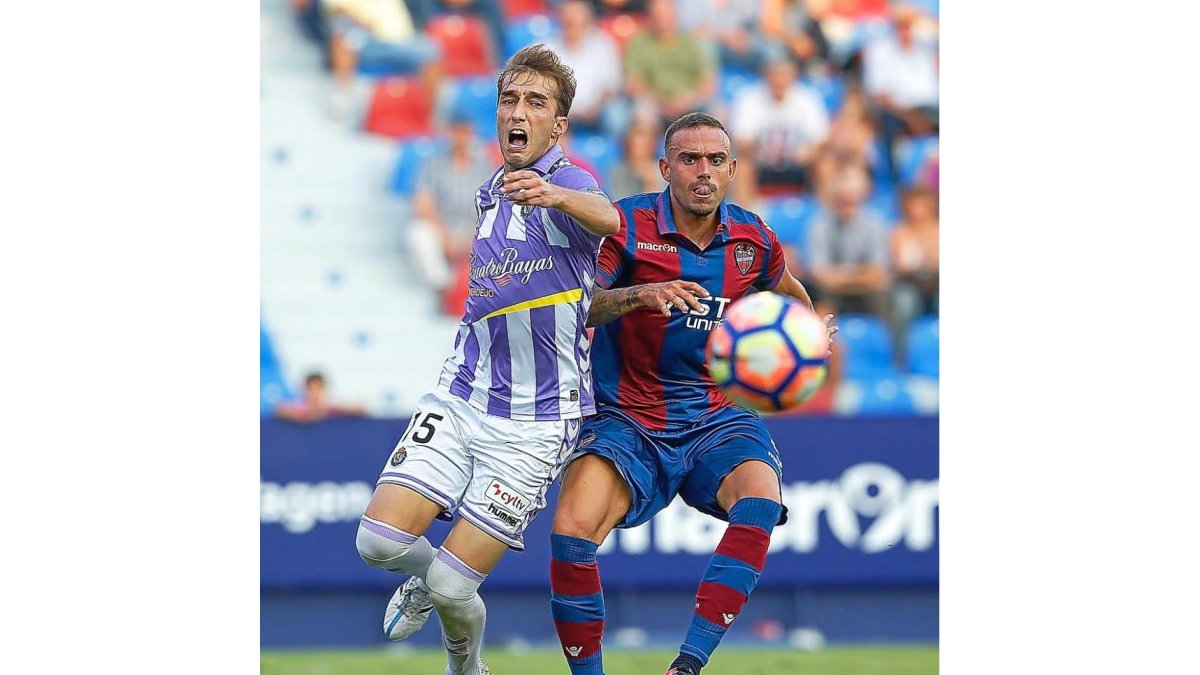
[261,646,938,674]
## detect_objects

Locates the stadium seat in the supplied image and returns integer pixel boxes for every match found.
[838,314,897,380]
[803,74,847,116]
[425,15,495,77]
[869,136,895,193]
[503,14,559,61]
[389,136,444,196]
[719,66,760,106]
[897,135,939,187]
[502,0,550,19]
[865,184,900,226]
[905,0,940,17]
[356,45,421,77]
[600,13,645,53]
[261,323,292,416]
[760,196,817,249]
[450,76,499,138]
[830,0,891,19]
[903,375,939,415]
[571,132,619,190]
[853,376,917,415]
[364,77,435,139]
[906,316,939,377]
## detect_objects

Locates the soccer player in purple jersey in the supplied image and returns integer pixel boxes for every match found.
[547,112,837,675]
[354,45,619,675]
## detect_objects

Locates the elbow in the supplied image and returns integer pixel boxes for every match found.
[598,205,621,237]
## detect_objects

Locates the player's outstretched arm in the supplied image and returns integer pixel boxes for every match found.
[773,269,816,312]
[774,270,839,355]
[586,281,709,327]
[500,170,620,237]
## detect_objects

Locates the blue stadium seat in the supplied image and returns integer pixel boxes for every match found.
[357,59,402,77]
[572,132,619,190]
[802,74,847,116]
[827,17,891,65]
[853,375,916,415]
[450,76,499,139]
[897,135,939,187]
[869,137,895,194]
[261,323,292,416]
[389,137,444,196]
[865,184,900,226]
[719,66,760,105]
[503,14,559,61]
[760,195,816,250]
[838,314,897,380]
[906,316,939,377]
[261,323,278,366]
[906,0,939,17]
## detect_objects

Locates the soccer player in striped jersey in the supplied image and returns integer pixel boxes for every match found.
[354,45,619,675]
[548,112,837,675]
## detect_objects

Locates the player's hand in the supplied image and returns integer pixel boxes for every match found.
[823,313,838,358]
[637,281,709,316]
[500,170,561,208]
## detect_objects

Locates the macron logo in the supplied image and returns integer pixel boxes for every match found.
[637,241,677,253]
[722,613,736,625]
[566,646,583,657]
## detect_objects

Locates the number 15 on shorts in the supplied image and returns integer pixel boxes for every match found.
[404,411,444,445]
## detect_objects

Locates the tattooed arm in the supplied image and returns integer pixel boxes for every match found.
[587,281,710,328]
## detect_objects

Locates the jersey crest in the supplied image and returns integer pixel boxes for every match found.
[734,242,756,275]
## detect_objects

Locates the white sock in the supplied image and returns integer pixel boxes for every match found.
[425,548,488,675]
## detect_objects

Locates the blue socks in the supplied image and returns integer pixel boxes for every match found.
[679,497,781,667]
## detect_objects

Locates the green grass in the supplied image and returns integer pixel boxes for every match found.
[261,647,937,674]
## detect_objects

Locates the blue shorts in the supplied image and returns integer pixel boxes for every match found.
[572,405,788,528]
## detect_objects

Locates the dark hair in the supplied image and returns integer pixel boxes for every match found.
[304,372,326,387]
[664,112,729,151]
[496,44,577,118]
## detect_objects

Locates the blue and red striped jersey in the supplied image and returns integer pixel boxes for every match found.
[591,189,788,430]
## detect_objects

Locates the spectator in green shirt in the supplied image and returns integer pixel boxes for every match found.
[623,0,717,127]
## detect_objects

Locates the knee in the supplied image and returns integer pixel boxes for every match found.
[551,505,611,543]
[425,551,484,602]
[355,518,412,568]
[718,461,783,507]
[552,458,630,541]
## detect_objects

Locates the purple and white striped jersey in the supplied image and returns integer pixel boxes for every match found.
[437,145,606,421]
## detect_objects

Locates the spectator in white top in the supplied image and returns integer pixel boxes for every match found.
[407,110,496,299]
[863,3,939,183]
[731,54,830,201]
[545,0,631,137]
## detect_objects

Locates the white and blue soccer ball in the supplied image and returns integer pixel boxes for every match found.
[706,293,829,412]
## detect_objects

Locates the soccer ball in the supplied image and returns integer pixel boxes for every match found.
[706,293,829,412]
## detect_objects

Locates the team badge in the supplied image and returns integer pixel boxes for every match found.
[734,242,756,275]
[520,204,535,220]
[578,432,598,449]
[389,447,407,467]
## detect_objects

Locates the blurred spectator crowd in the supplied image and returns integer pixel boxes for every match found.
[281,0,939,416]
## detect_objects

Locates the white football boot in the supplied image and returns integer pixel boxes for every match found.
[383,576,434,640]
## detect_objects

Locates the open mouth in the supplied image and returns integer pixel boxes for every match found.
[507,128,528,149]
[692,183,714,198]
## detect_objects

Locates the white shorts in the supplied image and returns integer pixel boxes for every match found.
[376,388,580,550]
